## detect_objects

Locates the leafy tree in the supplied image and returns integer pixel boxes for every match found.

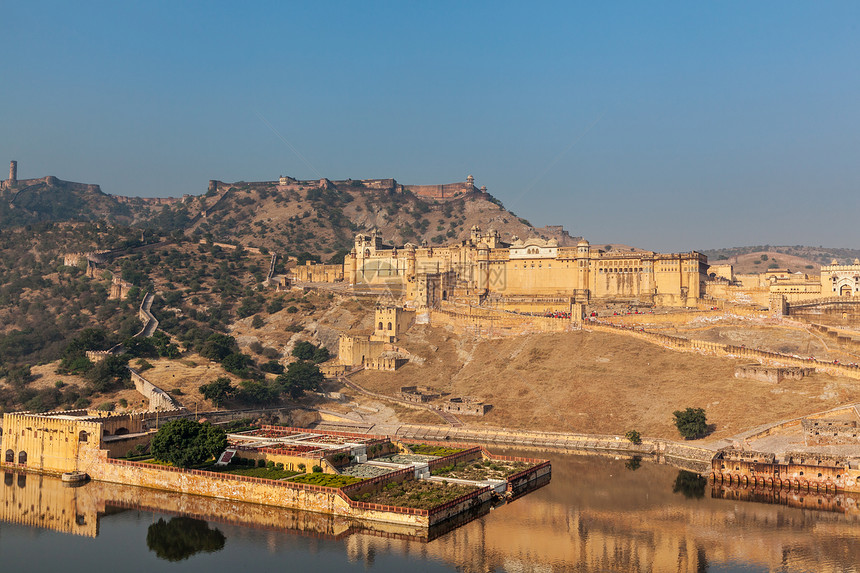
[277,361,324,399]
[199,334,238,362]
[673,407,708,440]
[625,430,642,445]
[260,360,284,375]
[198,377,234,407]
[150,419,227,468]
[87,354,131,393]
[251,315,265,329]
[221,352,252,377]
[146,517,225,562]
[237,379,279,405]
[291,341,330,363]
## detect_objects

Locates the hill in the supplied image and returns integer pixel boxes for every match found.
[0,176,134,226]
[0,171,578,258]
[704,245,860,274]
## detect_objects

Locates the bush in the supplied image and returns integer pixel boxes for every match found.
[97,401,115,411]
[275,462,284,471]
[312,465,323,473]
[251,315,265,329]
[625,430,642,445]
[150,419,227,468]
[286,306,298,314]
[257,459,266,468]
[673,407,708,440]
[298,463,306,472]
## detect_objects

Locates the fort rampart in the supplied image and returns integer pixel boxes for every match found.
[585,320,860,380]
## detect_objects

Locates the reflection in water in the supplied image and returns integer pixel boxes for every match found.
[672,469,707,499]
[624,455,642,471]
[146,517,226,562]
[5,452,860,572]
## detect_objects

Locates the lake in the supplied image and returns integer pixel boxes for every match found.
[2,448,858,572]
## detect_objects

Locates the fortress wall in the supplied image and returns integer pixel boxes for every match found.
[586,321,860,380]
[430,306,574,337]
[128,368,181,411]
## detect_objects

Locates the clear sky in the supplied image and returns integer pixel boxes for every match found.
[2,1,859,252]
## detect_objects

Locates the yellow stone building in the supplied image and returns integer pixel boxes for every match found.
[2,411,145,474]
[325,228,709,308]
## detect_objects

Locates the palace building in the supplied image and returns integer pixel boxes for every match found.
[296,228,709,309]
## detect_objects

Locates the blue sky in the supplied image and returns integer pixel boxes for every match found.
[2,1,859,252]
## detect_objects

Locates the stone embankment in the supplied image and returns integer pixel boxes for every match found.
[390,424,713,469]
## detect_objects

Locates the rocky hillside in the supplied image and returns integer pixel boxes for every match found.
[0,176,134,226]
[1,174,578,258]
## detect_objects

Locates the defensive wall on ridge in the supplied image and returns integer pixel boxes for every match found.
[128,368,181,411]
[585,320,860,380]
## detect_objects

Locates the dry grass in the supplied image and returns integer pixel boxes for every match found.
[349,326,860,441]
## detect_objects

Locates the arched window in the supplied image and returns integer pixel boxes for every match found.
[378,322,383,331]
[17,451,27,465]
[387,322,392,331]
[79,431,88,443]
[4,450,13,463]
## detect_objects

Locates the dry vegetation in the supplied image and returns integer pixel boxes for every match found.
[346,325,860,441]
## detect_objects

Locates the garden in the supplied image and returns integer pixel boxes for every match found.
[350,479,477,510]
[431,458,533,481]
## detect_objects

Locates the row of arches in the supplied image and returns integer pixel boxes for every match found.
[4,450,27,465]
[713,472,837,493]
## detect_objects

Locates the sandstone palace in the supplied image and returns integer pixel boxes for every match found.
[296,227,709,309]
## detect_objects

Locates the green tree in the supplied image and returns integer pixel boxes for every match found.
[277,361,324,399]
[625,430,642,445]
[672,407,708,440]
[237,379,279,405]
[150,419,227,468]
[199,333,238,362]
[291,341,330,363]
[198,377,234,407]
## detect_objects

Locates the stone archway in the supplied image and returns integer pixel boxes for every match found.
[4,450,13,464]
[17,451,27,465]
[840,284,852,297]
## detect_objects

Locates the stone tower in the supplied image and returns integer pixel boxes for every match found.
[9,161,17,184]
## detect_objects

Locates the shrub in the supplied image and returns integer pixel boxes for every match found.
[625,430,642,445]
[119,398,128,408]
[266,460,275,470]
[275,463,284,471]
[251,315,265,329]
[312,465,323,473]
[673,408,708,440]
[298,463,306,472]
[257,459,266,468]
[286,306,298,314]
[97,401,115,411]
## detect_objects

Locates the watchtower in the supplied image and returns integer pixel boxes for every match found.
[9,161,17,184]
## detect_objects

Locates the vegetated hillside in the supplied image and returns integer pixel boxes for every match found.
[2,172,579,259]
[704,245,860,274]
[348,325,860,440]
[0,220,369,414]
[180,180,577,258]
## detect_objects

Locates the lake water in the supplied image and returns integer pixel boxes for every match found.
[2,449,859,572]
